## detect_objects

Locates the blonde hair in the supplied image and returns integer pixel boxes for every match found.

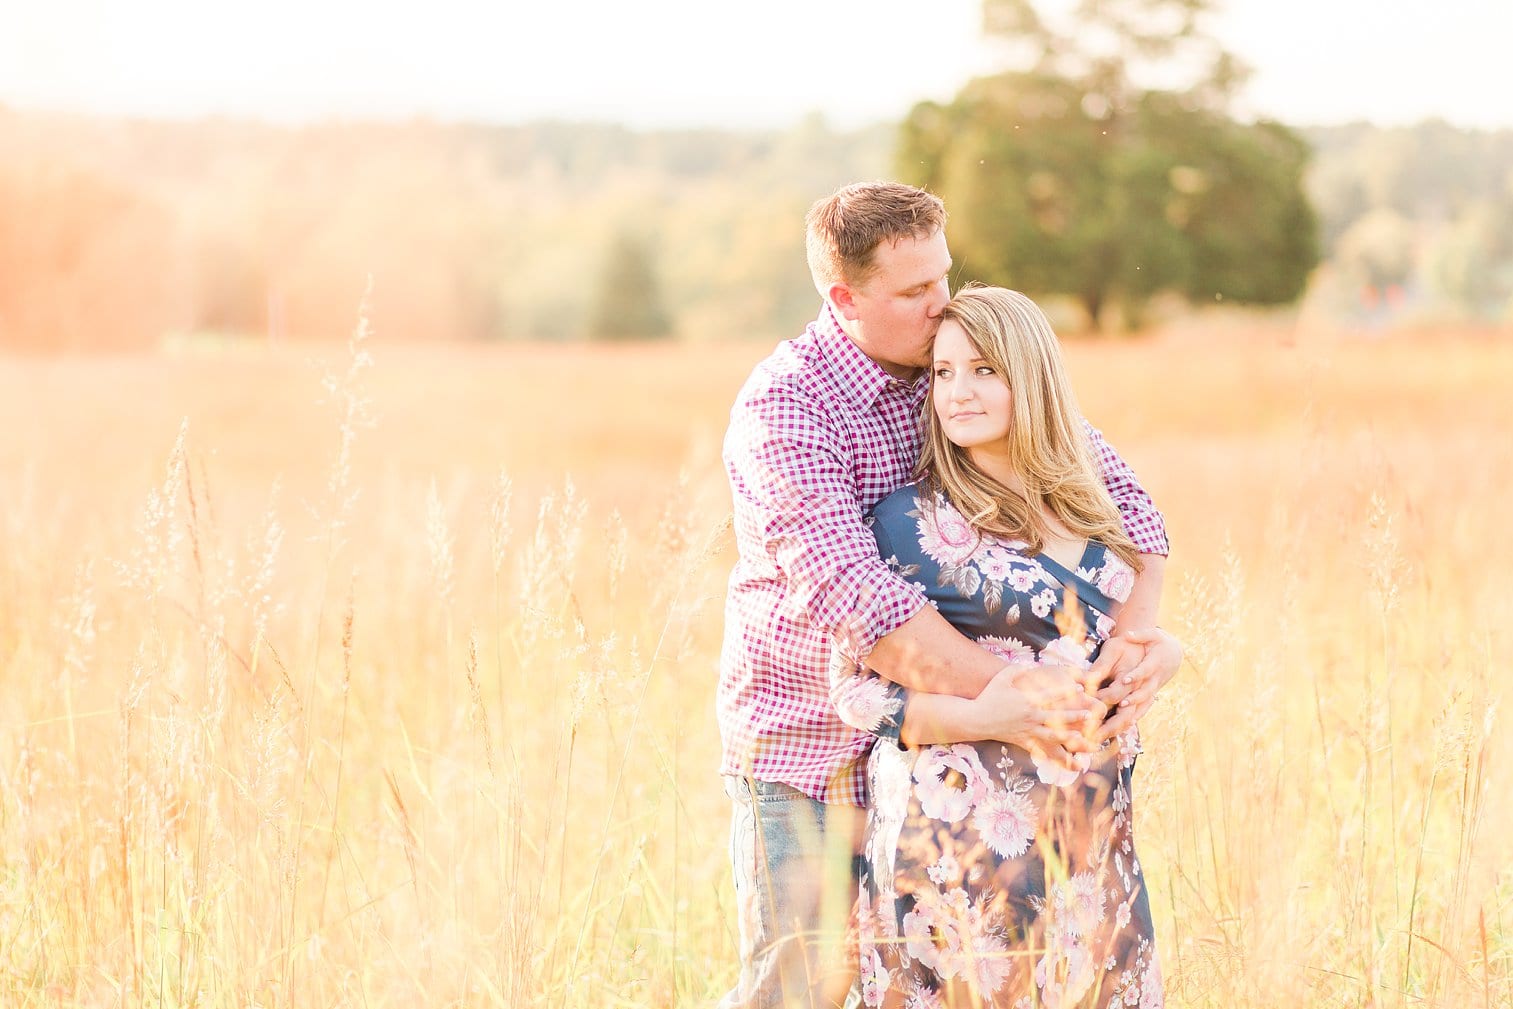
[916,285,1143,571]
[805,182,947,294]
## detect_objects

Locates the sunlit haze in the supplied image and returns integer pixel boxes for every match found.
[4,0,1511,129]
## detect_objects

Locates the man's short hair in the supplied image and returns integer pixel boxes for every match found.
[805,182,947,294]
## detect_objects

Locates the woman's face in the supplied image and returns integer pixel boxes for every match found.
[931,319,1012,454]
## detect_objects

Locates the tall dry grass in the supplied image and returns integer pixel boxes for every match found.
[0,322,1508,1007]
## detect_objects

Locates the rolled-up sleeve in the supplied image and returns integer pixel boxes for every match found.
[828,647,910,748]
[727,384,927,660]
[1083,420,1169,556]
[824,515,912,747]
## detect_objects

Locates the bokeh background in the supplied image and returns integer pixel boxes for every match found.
[4,0,1513,349]
[1,1,1509,1007]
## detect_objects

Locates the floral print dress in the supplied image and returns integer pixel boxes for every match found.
[831,484,1163,1009]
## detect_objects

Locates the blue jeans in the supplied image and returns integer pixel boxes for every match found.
[718,776,864,1009]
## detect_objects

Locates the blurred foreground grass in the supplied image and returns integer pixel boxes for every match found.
[0,326,1508,1007]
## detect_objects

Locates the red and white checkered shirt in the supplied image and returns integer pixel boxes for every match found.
[718,305,1168,805]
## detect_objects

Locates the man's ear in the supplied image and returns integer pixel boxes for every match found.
[828,281,862,322]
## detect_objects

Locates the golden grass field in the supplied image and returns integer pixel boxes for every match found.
[0,323,1509,1008]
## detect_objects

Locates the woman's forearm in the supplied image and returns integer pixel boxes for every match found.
[899,664,1101,751]
[898,692,986,748]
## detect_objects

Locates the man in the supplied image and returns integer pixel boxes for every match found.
[717,182,1181,1008]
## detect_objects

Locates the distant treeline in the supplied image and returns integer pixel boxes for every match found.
[0,107,1508,350]
[1303,122,1513,321]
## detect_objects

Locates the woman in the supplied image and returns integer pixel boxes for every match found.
[831,287,1169,1009]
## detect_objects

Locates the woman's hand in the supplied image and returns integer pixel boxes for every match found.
[967,663,1104,761]
[1093,627,1183,742]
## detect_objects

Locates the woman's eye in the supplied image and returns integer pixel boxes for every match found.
[976,366,996,376]
[933,368,951,380]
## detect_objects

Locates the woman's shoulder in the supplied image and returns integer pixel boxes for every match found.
[1080,539,1138,603]
[869,482,931,526]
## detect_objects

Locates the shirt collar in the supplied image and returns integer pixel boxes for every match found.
[812,303,923,409]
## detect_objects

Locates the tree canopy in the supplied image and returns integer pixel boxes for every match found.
[899,0,1318,329]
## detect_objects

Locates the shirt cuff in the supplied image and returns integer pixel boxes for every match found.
[828,564,929,663]
[1122,506,1170,556]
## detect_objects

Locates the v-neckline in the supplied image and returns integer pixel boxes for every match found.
[1033,541,1119,617]
[1039,538,1094,577]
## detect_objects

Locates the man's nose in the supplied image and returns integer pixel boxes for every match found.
[926,279,950,316]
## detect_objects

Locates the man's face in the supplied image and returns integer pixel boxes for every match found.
[841,230,952,379]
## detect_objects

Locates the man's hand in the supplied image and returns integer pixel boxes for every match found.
[1084,632,1146,695]
[965,664,1104,762]
[1093,627,1183,742]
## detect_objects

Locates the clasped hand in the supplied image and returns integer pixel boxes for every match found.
[969,662,1102,768]
[971,626,1183,760]
[1086,626,1183,742]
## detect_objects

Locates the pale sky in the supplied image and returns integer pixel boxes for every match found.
[3,0,1511,130]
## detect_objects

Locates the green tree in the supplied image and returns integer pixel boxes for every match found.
[1335,207,1416,292]
[1425,200,1513,314]
[900,0,1318,330]
[587,231,673,341]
